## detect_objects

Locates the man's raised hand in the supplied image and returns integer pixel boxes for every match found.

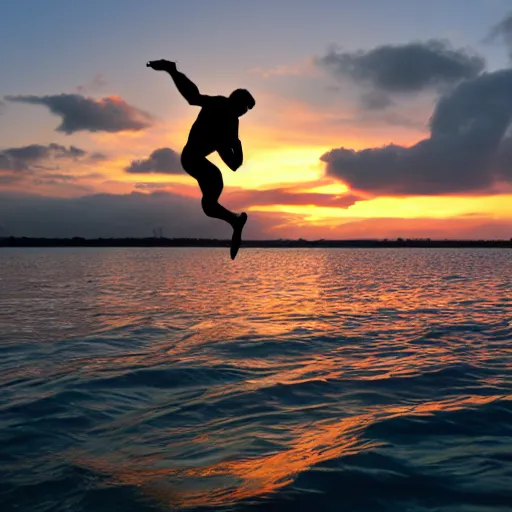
[146,59,177,72]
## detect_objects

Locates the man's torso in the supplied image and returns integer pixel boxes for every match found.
[186,96,238,156]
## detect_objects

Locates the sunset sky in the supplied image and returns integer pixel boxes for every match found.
[1,0,512,240]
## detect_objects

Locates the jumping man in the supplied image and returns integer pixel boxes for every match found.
[147,59,255,259]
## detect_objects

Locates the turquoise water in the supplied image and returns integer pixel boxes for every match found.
[1,248,511,511]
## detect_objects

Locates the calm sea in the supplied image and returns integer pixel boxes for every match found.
[1,248,511,512]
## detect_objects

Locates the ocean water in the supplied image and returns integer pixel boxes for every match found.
[1,247,511,512]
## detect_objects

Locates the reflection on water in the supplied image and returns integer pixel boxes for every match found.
[1,248,511,511]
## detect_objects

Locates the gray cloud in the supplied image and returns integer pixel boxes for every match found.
[89,152,107,161]
[0,191,202,238]
[0,144,106,194]
[0,191,280,239]
[359,90,393,110]
[8,144,85,160]
[321,69,512,195]
[0,143,95,173]
[319,40,485,96]
[487,13,512,60]
[125,148,183,174]
[5,94,153,134]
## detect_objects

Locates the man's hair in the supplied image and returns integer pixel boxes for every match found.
[229,89,255,109]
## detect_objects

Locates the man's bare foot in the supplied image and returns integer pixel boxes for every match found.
[230,212,248,260]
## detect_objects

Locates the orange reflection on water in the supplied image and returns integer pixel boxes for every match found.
[72,413,379,509]
[174,417,378,508]
[69,393,508,509]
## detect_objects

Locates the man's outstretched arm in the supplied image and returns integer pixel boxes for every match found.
[147,60,205,106]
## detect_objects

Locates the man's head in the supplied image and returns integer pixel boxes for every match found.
[229,89,255,117]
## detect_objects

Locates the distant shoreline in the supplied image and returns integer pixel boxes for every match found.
[1,237,511,248]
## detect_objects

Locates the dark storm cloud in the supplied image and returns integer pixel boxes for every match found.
[320,69,512,195]
[487,13,512,59]
[4,94,153,134]
[319,40,485,94]
[125,148,183,174]
[0,143,95,173]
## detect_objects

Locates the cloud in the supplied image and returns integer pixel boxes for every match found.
[0,191,286,239]
[0,191,202,238]
[5,94,153,134]
[0,144,106,195]
[318,40,485,97]
[1,189,509,240]
[320,69,512,195]
[487,13,512,60]
[0,100,5,115]
[359,90,393,110]
[125,148,182,174]
[89,152,108,162]
[0,143,96,173]
[225,185,361,210]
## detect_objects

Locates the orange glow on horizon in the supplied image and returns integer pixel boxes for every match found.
[249,193,512,222]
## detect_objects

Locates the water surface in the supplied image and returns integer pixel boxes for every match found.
[1,248,511,511]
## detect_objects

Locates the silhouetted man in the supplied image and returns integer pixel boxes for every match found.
[147,59,255,259]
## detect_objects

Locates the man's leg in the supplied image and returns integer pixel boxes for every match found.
[185,156,238,226]
[182,153,247,259]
